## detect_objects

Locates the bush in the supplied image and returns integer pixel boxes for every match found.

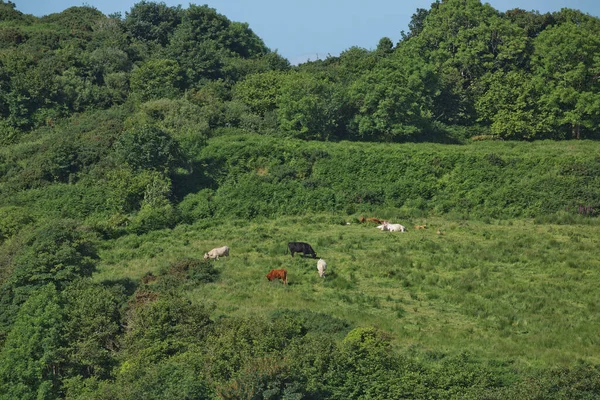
[114,125,183,173]
[177,189,215,223]
[0,206,33,242]
[127,203,180,235]
[162,257,220,285]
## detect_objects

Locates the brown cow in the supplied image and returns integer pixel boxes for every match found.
[266,268,288,285]
[360,216,384,224]
[414,225,427,230]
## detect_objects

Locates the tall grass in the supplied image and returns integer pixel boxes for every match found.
[95,214,600,369]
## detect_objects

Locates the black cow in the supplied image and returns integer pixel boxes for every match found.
[286,242,317,258]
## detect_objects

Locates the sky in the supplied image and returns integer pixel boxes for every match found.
[13,0,600,65]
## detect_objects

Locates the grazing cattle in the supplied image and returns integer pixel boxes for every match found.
[414,225,427,230]
[317,258,327,278]
[204,245,230,260]
[266,268,288,285]
[286,242,317,258]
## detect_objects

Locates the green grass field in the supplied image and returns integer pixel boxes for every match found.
[95,213,600,370]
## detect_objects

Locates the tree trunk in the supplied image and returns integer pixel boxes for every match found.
[572,123,581,139]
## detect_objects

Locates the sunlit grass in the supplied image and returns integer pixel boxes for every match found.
[94,213,600,368]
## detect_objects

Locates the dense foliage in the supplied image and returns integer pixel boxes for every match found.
[1,0,600,398]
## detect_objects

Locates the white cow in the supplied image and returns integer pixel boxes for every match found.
[381,221,406,232]
[386,223,406,232]
[204,245,230,260]
[317,258,327,278]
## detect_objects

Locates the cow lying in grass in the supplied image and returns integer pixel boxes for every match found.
[377,221,406,232]
[266,268,288,285]
[360,216,384,224]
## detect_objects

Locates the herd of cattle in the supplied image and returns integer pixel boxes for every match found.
[202,216,436,285]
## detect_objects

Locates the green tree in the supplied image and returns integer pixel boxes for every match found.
[503,8,555,38]
[121,294,212,367]
[114,125,183,173]
[348,47,438,141]
[277,72,347,140]
[532,16,600,138]
[411,0,528,125]
[61,279,126,380]
[0,0,32,23]
[124,0,182,46]
[0,206,33,243]
[376,37,393,53]
[130,59,184,102]
[0,284,64,400]
[166,4,269,85]
[0,220,98,337]
[232,70,285,116]
[8,219,98,292]
[475,70,552,139]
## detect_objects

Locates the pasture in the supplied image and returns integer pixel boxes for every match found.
[96,213,600,370]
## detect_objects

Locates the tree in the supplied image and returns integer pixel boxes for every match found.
[532,16,600,138]
[376,37,393,54]
[113,125,183,173]
[401,6,433,40]
[0,219,98,337]
[8,219,98,292]
[0,0,32,23]
[166,4,270,85]
[475,71,552,139]
[0,284,64,400]
[412,0,527,125]
[348,47,438,141]
[277,72,348,140]
[503,8,555,38]
[121,294,212,366]
[130,59,184,102]
[233,70,285,116]
[61,279,127,380]
[124,0,182,46]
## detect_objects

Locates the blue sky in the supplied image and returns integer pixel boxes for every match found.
[14,0,600,65]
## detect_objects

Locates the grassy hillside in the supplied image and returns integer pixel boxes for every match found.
[96,212,600,369]
[2,0,600,396]
[2,134,600,398]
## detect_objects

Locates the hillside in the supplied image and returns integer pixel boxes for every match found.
[1,0,600,398]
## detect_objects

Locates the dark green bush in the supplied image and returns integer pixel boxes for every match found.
[114,125,183,173]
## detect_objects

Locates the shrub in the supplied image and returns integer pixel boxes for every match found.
[0,206,33,242]
[127,203,180,235]
[165,257,220,285]
[177,189,215,223]
[114,125,183,173]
